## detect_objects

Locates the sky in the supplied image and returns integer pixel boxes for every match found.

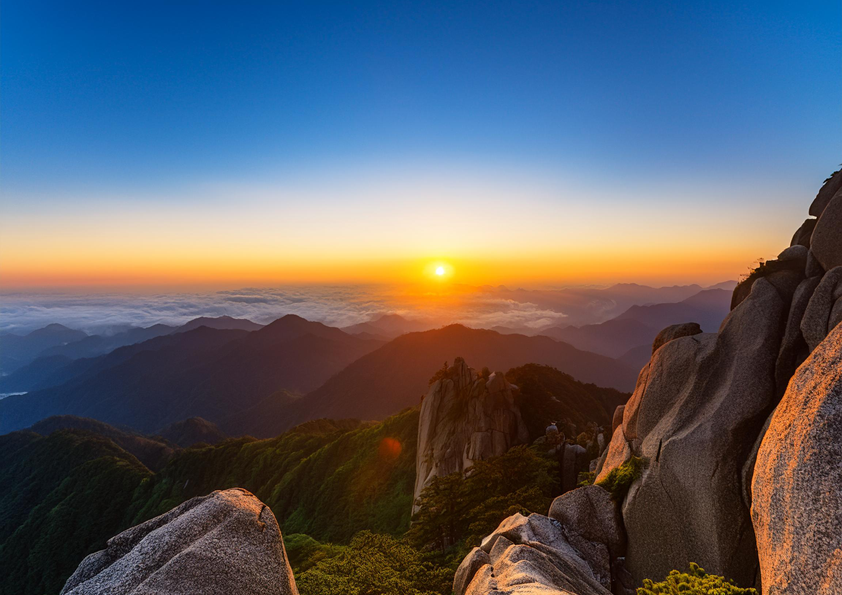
[1,0,840,290]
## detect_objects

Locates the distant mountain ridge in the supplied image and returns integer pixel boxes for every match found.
[0,316,382,436]
[278,324,637,435]
[539,288,732,362]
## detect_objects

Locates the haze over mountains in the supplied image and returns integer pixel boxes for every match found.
[0,282,734,439]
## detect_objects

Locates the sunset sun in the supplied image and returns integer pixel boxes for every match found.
[435,266,445,276]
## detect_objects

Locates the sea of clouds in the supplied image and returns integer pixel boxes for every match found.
[0,286,571,335]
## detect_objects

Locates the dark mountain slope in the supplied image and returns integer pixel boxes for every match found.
[507,364,628,437]
[281,325,636,434]
[0,324,88,374]
[28,415,175,470]
[0,429,150,595]
[157,417,226,447]
[0,316,382,436]
[0,355,74,394]
[36,323,176,361]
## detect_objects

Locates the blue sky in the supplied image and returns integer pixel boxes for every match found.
[1,0,840,287]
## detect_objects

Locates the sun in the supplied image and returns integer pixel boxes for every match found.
[435,266,445,276]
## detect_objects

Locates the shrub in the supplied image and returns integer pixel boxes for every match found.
[295,531,452,595]
[596,456,644,501]
[637,562,758,594]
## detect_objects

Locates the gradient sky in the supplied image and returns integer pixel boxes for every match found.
[1,0,840,289]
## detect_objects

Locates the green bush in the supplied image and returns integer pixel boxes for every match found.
[596,456,645,501]
[637,563,758,594]
[295,531,452,595]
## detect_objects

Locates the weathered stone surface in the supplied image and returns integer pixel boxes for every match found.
[561,443,588,493]
[549,486,625,590]
[594,424,632,484]
[806,250,825,278]
[61,488,298,595]
[809,169,842,217]
[596,277,792,588]
[414,358,529,512]
[811,192,842,271]
[775,276,821,396]
[751,323,842,595]
[611,405,624,433]
[454,547,492,595]
[790,217,818,248]
[651,322,702,354]
[462,513,611,595]
[801,267,842,352]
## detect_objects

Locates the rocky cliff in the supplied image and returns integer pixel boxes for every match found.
[455,169,842,594]
[414,358,530,512]
[61,489,298,595]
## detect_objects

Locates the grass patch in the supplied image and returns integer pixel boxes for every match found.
[637,562,758,594]
[596,456,645,502]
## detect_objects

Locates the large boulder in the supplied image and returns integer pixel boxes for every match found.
[811,192,842,271]
[61,489,298,595]
[801,267,842,352]
[599,277,793,588]
[751,323,842,594]
[775,276,821,396]
[549,486,626,590]
[414,358,529,512]
[651,322,702,354]
[457,513,612,595]
[809,169,842,217]
[790,217,817,248]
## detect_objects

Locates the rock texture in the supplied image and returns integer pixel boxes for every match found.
[414,358,529,512]
[651,322,702,354]
[801,266,842,352]
[548,486,626,591]
[810,192,842,271]
[809,169,842,217]
[598,276,793,587]
[452,168,842,595]
[790,217,817,248]
[457,512,612,595]
[751,323,842,595]
[61,488,298,595]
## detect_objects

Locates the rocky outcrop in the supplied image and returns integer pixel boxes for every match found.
[810,192,842,271]
[651,322,702,354]
[548,486,627,591]
[801,266,842,352]
[455,512,613,595]
[61,489,298,595]
[809,169,842,217]
[751,323,842,594]
[453,168,842,594]
[790,217,817,248]
[414,358,529,512]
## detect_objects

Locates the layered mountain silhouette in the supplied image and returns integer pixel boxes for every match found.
[540,288,731,363]
[0,324,87,375]
[275,324,637,436]
[0,315,382,435]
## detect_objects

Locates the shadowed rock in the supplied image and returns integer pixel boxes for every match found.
[801,267,842,352]
[549,485,625,591]
[809,170,842,217]
[651,322,702,354]
[811,192,842,271]
[790,217,817,248]
[61,488,298,595]
[751,323,842,595]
